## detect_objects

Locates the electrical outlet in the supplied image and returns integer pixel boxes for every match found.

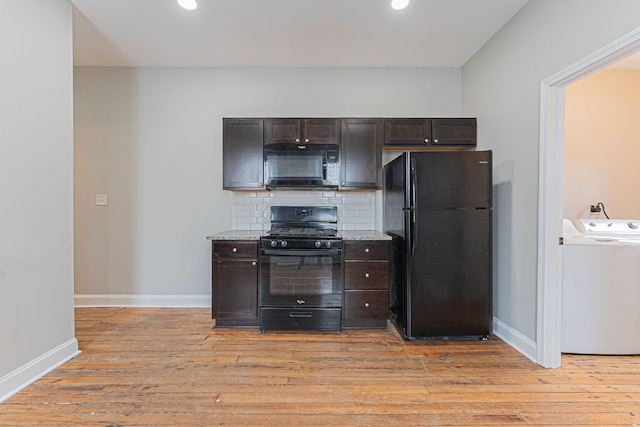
[590,204,601,213]
[95,194,108,206]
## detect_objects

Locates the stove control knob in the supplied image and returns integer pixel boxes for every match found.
[314,241,322,248]
[270,240,278,248]
[281,240,288,248]
[629,222,639,229]
[325,241,331,248]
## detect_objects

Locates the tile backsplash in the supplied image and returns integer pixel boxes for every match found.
[232,191,376,232]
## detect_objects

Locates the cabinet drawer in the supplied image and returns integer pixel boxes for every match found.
[260,307,341,332]
[344,241,390,260]
[344,261,389,290]
[344,290,389,319]
[213,241,257,258]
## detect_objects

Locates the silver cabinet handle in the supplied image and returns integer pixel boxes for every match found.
[434,139,439,143]
[365,248,370,253]
[305,138,309,142]
[365,273,370,278]
[424,139,429,143]
[364,302,370,308]
[232,247,237,253]
[251,261,256,266]
[295,138,300,142]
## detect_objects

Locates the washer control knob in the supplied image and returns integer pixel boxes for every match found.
[280,240,288,248]
[270,240,278,248]
[314,241,322,248]
[325,241,332,248]
[629,222,639,229]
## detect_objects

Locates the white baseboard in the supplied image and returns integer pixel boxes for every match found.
[0,338,80,403]
[74,294,210,308]
[493,317,537,363]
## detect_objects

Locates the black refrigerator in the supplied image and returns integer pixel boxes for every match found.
[383,151,492,340]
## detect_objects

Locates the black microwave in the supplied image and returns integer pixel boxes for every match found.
[264,143,339,189]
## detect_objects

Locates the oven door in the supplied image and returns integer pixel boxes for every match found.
[260,248,342,308]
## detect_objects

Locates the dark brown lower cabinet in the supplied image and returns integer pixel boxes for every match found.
[342,240,390,329]
[212,240,259,327]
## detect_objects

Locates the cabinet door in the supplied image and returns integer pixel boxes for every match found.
[340,118,383,189]
[303,119,339,144]
[265,118,301,144]
[431,118,477,146]
[212,257,259,327]
[223,119,264,190]
[266,118,339,145]
[384,119,432,145]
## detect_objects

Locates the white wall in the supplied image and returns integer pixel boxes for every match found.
[564,70,640,220]
[0,0,77,401]
[73,67,461,303]
[462,0,640,344]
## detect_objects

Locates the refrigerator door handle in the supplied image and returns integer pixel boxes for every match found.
[411,210,417,259]
[410,159,418,259]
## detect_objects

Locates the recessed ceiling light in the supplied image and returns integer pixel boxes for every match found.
[178,0,198,10]
[391,0,409,10]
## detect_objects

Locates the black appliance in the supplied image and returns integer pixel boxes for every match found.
[264,143,340,189]
[259,206,343,332]
[383,151,492,340]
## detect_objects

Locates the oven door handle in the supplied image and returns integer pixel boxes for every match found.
[261,249,341,256]
[289,311,313,318]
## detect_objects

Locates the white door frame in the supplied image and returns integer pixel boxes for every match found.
[537,28,640,368]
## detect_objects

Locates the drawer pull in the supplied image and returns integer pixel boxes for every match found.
[365,273,370,278]
[365,248,370,253]
[251,261,256,266]
[289,312,312,318]
[232,247,237,253]
[364,302,370,308]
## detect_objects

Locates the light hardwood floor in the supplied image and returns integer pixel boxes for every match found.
[1,307,640,426]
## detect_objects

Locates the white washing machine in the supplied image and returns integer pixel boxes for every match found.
[562,218,640,355]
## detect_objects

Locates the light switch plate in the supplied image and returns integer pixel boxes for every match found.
[95,194,108,206]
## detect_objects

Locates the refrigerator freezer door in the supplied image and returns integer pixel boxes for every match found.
[410,151,491,209]
[407,209,491,338]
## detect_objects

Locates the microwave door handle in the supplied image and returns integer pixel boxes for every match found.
[322,151,327,179]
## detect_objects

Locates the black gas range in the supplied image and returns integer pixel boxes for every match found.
[259,206,343,332]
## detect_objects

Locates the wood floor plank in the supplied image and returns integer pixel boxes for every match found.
[2,307,640,426]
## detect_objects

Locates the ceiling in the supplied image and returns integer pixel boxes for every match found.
[71,0,531,68]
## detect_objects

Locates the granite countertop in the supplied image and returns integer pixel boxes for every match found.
[206,230,262,241]
[340,230,391,241]
[207,230,391,241]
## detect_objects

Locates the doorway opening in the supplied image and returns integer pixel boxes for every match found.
[537,28,640,368]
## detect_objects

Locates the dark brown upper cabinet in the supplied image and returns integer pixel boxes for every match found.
[265,118,339,145]
[223,118,265,190]
[340,118,383,190]
[384,118,476,147]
